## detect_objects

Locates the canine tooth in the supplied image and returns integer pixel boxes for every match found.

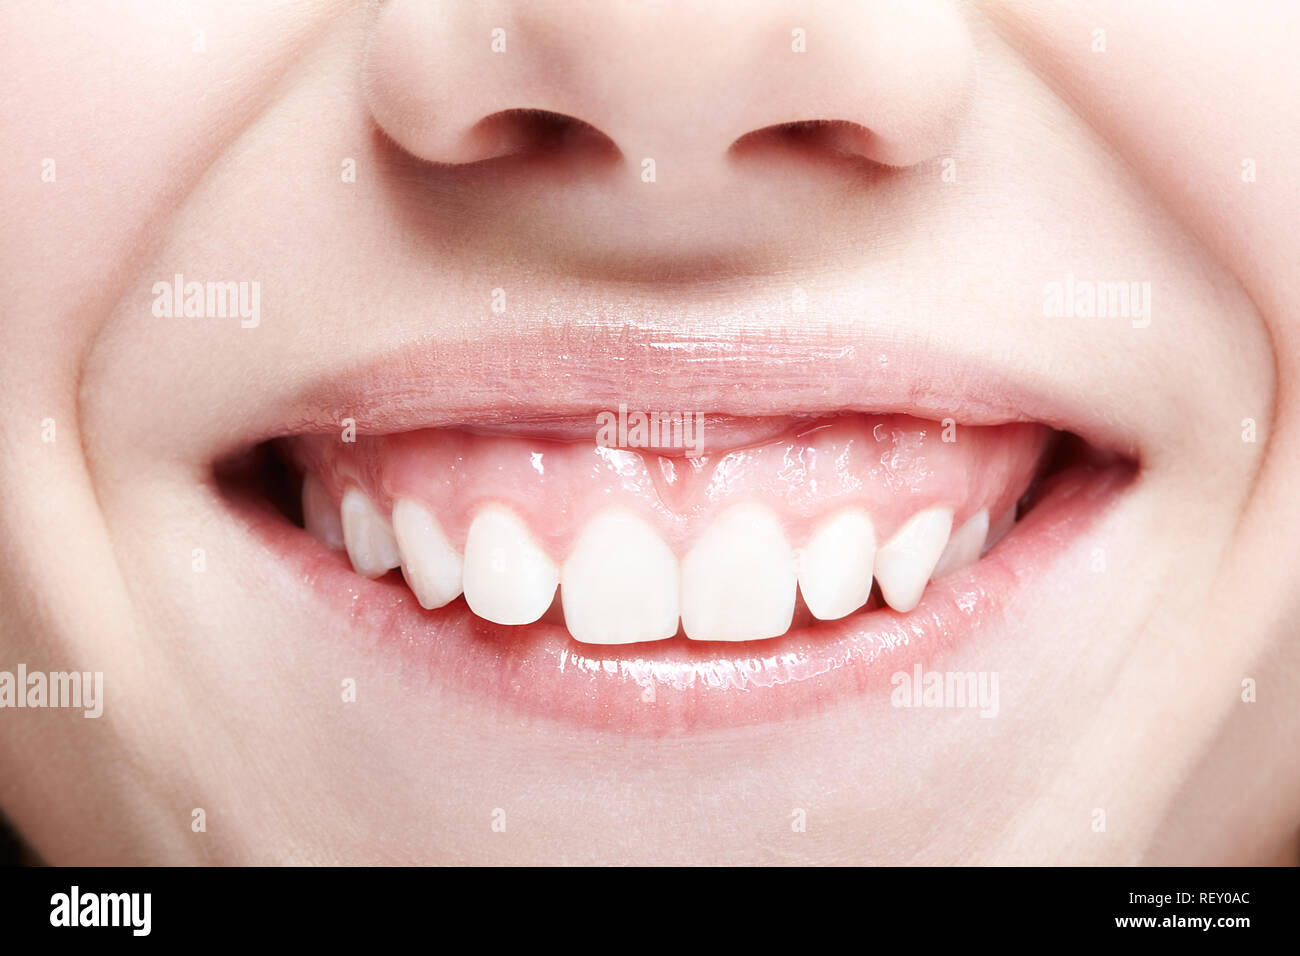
[340,487,401,578]
[681,502,796,642]
[392,498,463,610]
[984,506,1016,553]
[932,509,989,579]
[302,473,344,550]
[462,505,558,625]
[561,508,679,645]
[797,508,876,621]
[874,506,953,612]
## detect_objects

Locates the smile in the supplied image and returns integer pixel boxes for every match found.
[216,323,1137,735]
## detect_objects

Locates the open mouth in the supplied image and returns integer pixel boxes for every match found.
[289,414,1049,632]
[217,361,1136,734]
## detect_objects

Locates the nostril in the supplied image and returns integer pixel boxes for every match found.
[730,120,880,168]
[466,109,622,165]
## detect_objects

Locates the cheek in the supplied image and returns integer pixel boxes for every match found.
[0,3,340,341]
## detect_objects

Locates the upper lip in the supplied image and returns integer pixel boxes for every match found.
[230,315,1141,466]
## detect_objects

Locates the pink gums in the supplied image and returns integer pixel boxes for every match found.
[285,414,1050,557]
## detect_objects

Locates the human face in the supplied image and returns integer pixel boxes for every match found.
[1,0,1297,864]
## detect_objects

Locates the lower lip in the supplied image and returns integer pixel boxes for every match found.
[237,462,1130,735]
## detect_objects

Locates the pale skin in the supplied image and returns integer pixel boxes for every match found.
[0,0,1297,864]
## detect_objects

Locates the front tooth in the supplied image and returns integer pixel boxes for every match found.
[302,473,344,550]
[462,504,558,625]
[681,502,795,641]
[392,498,463,609]
[798,508,876,621]
[932,509,989,579]
[874,506,953,612]
[561,508,679,645]
[340,487,401,578]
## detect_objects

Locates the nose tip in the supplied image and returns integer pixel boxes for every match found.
[364,0,975,173]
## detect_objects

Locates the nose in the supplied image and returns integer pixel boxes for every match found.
[363,0,975,175]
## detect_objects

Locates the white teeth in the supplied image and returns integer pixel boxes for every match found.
[331,470,1002,639]
[680,503,796,642]
[797,508,876,621]
[340,486,401,578]
[874,506,954,613]
[302,473,344,550]
[932,508,989,579]
[984,506,1015,553]
[561,508,679,645]
[462,504,558,625]
[392,498,464,610]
